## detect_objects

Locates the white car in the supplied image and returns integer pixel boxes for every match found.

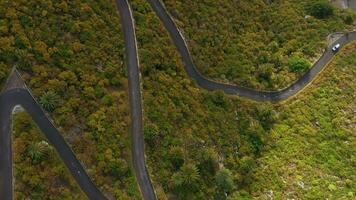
[332,43,340,52]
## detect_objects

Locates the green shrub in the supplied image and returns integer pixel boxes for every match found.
[172,164,200,197]
[215,168,234,197]
[288,57,311,73]
[309,1,334,19]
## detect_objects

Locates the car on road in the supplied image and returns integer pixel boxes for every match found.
[332,43,340,52]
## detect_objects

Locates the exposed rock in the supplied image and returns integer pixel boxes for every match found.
[266,190,273,199]
[297,181,305,189]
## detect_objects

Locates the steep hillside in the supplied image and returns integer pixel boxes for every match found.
[250,42,356,199]
[131,0,355,198]
[12,112,87,199]
[0,0,354,199]
[1,0,273,198]
[132,0,276,198]
[161,0,355,90]
[0,0,140,199]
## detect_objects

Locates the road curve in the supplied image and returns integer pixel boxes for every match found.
[146,0,356,102]
[1,1,355,200]
[116,0,356,199]
[0,1,157,199]
[114,0,157,200]
[0,70,107,199]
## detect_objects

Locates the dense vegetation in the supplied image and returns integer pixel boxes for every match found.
[162,0,356,90]
[251,42,356,199]
[132,1,355,198]
[13,112,86,199]
[132,1,277,198]
[0,0,140,199]
[0,0,354,199]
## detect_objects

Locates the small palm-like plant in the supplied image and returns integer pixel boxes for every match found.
[172,163,200,187]
[26,141,49,164]
[39,91,59,112]
[172,163,200,197]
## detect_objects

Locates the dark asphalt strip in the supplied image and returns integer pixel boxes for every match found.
[114,0,157,200]
[0,89,107,200]
[146,0,356,102]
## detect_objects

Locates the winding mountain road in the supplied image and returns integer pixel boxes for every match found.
[1,0,355,200]
[0,69,107,200]
[146,0,356,102]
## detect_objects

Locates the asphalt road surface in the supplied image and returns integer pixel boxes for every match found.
[146,0,356,102]
[0,71,107,200]
[114,0,157,200]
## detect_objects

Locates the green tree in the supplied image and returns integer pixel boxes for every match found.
[168,146,185,171]
[197,148,218,176]
[215,168,234,199]
[288,57,311,73]
[239,156,256,175]
[172,164,200,197]
[39,91,59,112]
[309,1,334,19]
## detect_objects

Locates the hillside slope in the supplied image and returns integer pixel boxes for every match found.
[0,0,140,199]
[0,0,354,199]
[250,42,356,199]
[161,0,355,90]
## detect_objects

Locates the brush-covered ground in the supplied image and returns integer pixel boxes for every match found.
[132,0,356,199]
[162,0,356,90]
[0,0,140,199]
[0,0,276,199]
[12,112,86,199]
[0,0,354,199]
[249,41,356,200]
